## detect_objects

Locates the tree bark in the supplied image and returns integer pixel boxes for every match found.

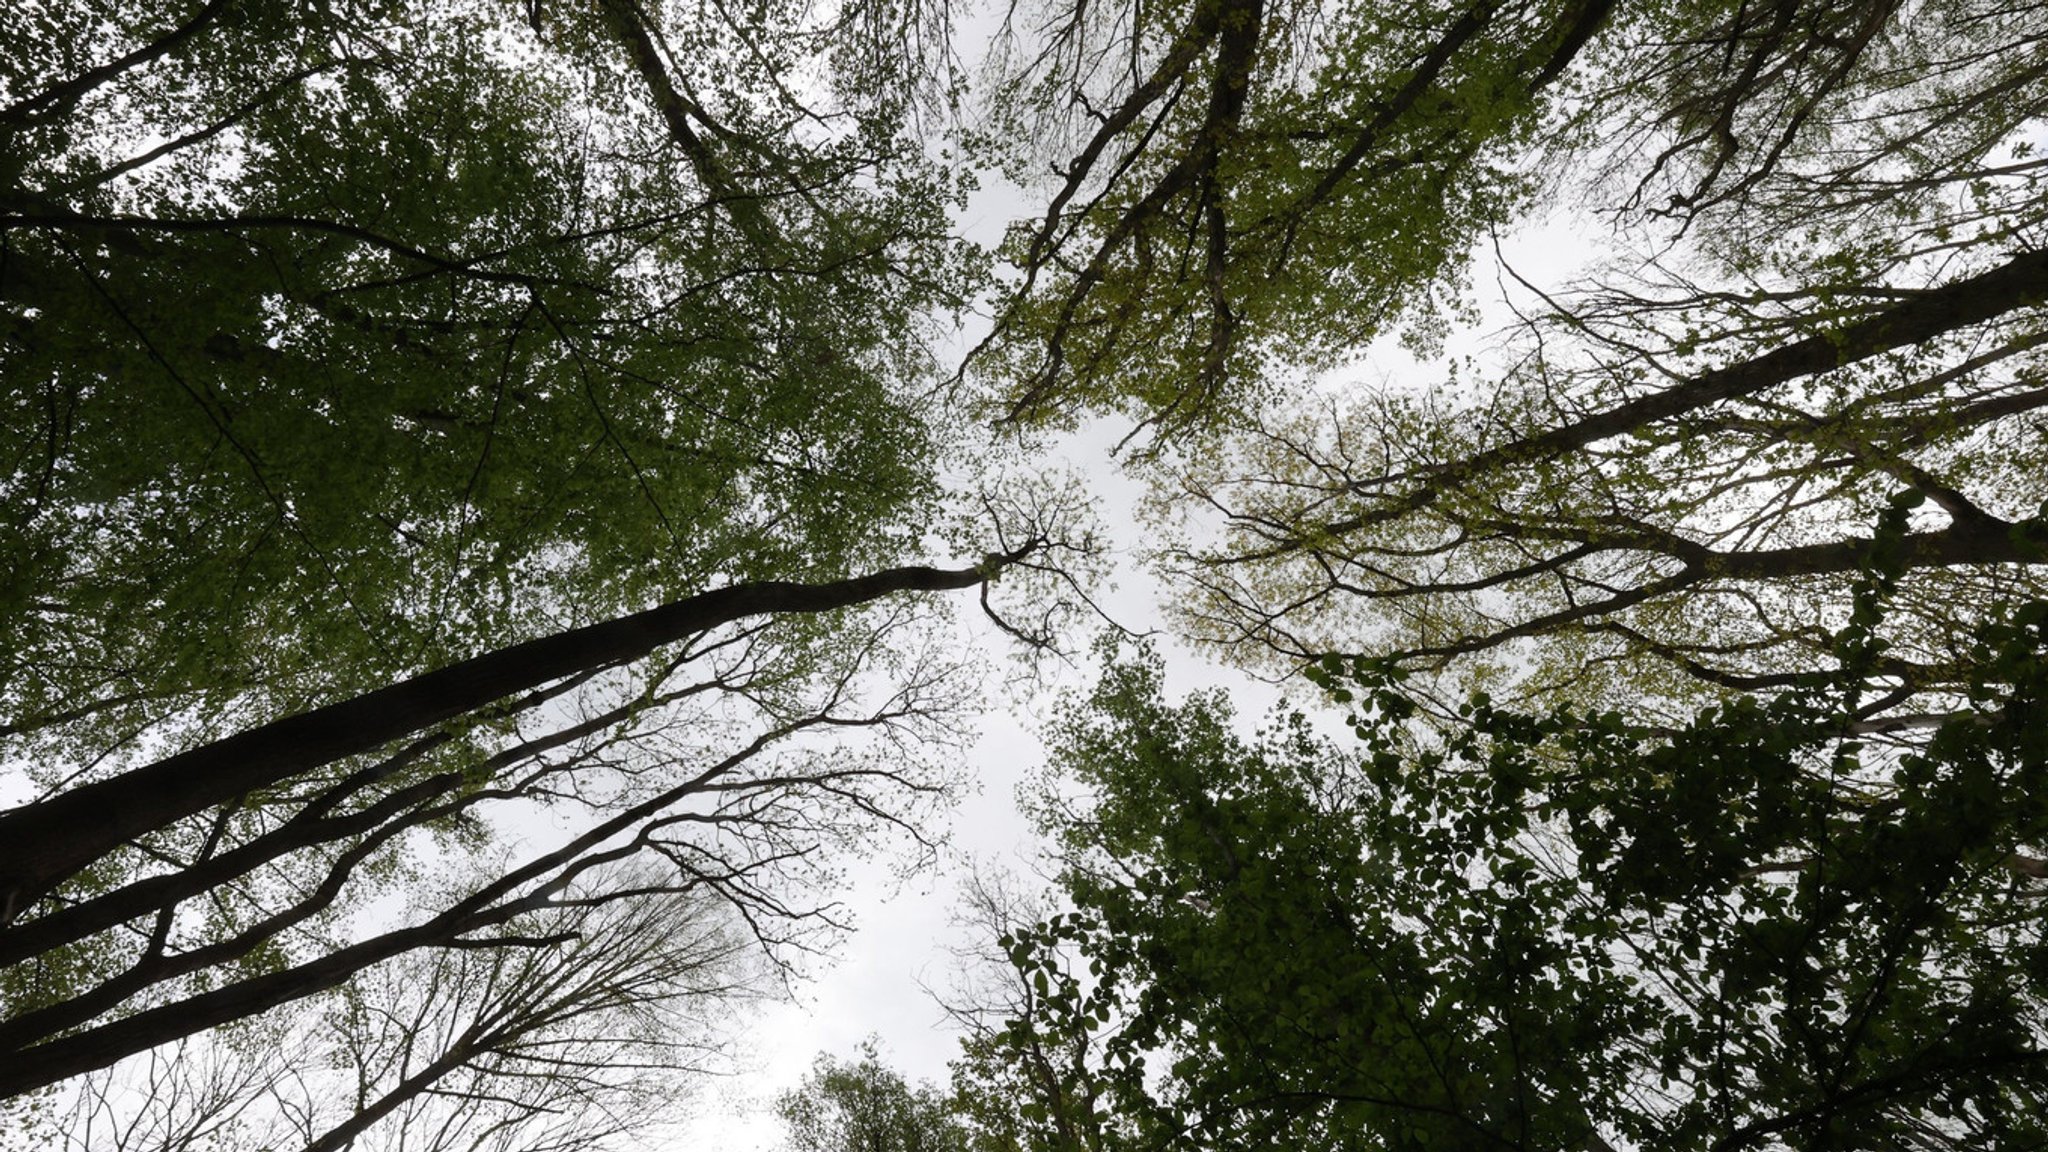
[0,552,1027,924]
[1334,247,2048,534]
[0,718,800,1092]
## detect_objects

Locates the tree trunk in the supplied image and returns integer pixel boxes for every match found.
[0,553,1023,924]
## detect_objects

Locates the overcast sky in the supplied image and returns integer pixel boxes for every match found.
[656,118,1603,1143]
[664,418,1298,1148]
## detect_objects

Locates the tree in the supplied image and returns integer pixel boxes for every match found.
[0,548,1038,921]
[0,533,1079,1102]
[2,0,974,764]
[776,1041,972,1152]
[44,869,763,1152]
[946,5,2048,1144]
[967,571,2048,1151]
[942,870,1131,1152]
[0,0,1105,1128]
[1166,242,2048,710]
[968,0,1614,436]
[13,0,2045,1147]
[964,0,2048,711]
[973,0,2048,434]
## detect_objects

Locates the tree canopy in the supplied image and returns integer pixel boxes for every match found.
[970,0,1609,434]
[0,1,1052,1142]
[941,3,2048,1148]
[7,0,2048,1148]
[893,0,2048,1140]
[777,1041,974,1152]
[1166,240,2048,710]
[978,0,2048,435]
[3,0,973,761]
[972,575,2048,1149]
[969,0,2048,712]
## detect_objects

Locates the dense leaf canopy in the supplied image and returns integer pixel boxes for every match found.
[2,0,973,765]
[980,578,2048,1149]
[0,0,1023,1132]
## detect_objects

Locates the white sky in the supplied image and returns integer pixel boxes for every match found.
[0,12,1596,1145]
[660,100,1604,1146]
[663,419,1302,1149]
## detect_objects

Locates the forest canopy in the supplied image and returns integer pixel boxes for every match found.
[3,0,2046,1149]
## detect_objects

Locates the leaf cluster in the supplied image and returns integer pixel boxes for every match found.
[975,580,2048,1149]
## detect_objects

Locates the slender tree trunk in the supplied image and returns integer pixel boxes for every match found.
[0,716,791,1093]
[0,887,528,1097]
[297,1025,490,1152]
[1334,247,2048,533]
[0,673,626,968]
[0,553,1024,924]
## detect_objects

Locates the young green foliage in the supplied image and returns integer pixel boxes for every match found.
[2,0,976,768]
[971,0,1612,436]
[976,584,2048,1150]
[778,1042,975,1152]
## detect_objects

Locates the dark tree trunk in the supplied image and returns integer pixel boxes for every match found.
[1335,247,2048,534]
[0,554,1021,924]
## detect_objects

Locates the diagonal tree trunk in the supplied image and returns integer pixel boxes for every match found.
[0,548,1034,925]
[1326,247,2048,538]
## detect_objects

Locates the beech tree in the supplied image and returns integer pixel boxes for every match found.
[776,1042,972,1152]
[0,539,1071,1101]
[968,0,2048,711]
[2,0,974,761]
[0,0,1087,1135]
[11,0,2048,1146]
[945,6,2048,1147]
[41,873,760,1152]
[1168,243,2048,710]
[943,870,1127,1152]
[969,568,2048,1151]
[968,0,1613,435]
[975,0,2048,433]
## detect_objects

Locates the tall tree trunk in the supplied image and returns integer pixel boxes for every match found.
[0,551,1027,924]
[1331,247,2048,536]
